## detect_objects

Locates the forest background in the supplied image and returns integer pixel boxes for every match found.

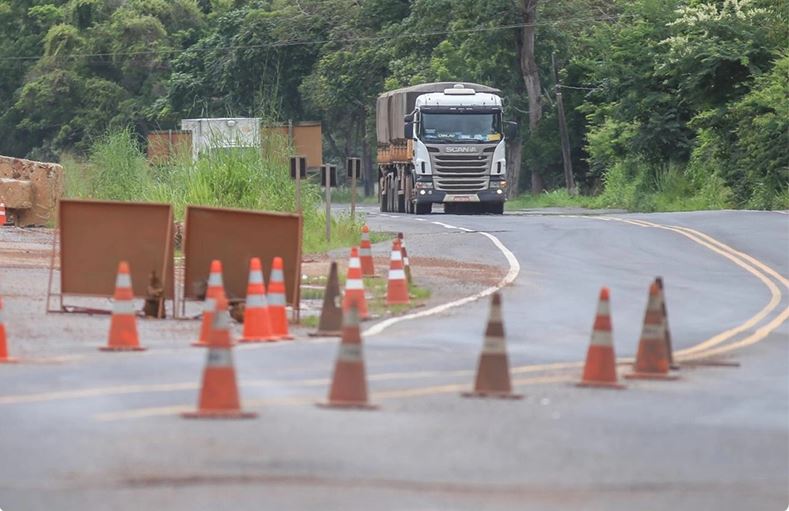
[0,0,786,210]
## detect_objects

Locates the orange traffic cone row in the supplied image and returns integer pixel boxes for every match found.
[309,261,343,337]
[0,203,6,226]
[193,260,225,347]
[0,295,18,363]
[318,302,377,409]
[386,239,409,305]
[359,225,376,277]
[625,282,679,381]
[268,256,293,340]
[342,247,369,319]
[183,293,257,419]
[397,232,413,285]
[463,292,522,399]
[100,261,146,352]
[655,277,679,370]
[577,287,624,389]
[239,257,277,343]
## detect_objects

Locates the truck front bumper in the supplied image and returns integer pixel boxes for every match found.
[414,189,507,204]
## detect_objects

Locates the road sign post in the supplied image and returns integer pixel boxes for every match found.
[290,156,307,214]
[321,164,337,242]
[346,157,361,221]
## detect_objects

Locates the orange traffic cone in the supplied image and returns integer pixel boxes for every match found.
[397,232,413,285]
[577,288,624,389]
[386,239,409,305]
[239,257,277,343]
[359,225,376,277]
[268,256,293,340]
[342,247,369,319]
[655,277,679,370]
[0,295,18,363]
[0,203,6,226]
[463,292,522,399]
[183,294,257,419]
[625,282,679,381]
[193,260,225,347]
[318,302,377,409]
[100,261,145,352]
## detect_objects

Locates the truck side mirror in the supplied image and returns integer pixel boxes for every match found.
[504,121,518,139]
[404,114,414,123]
[404,122,414,139]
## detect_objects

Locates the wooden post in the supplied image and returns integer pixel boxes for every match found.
[324,164,332,242]
[553,52,576,195]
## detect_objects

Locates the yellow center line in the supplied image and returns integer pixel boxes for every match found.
[94,375,575,422]
[3,217,786,409]
[596,216,785,357]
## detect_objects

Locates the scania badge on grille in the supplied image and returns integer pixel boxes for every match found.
[445,146,478,153]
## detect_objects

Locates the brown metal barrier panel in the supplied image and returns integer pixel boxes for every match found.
[183,206,302,308]
[59,199,175,298]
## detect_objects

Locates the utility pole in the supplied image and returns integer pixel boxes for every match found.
[552,52,576,195]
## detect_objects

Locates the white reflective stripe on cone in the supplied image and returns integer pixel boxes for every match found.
[349,258,361,269]
[345,279,364,290]
[268,293,286,306]
[482,336,507,354]
[271,270,284,281]
[113,300,136,315]
[388,269,406,280]
[115,274,132,289]
[0,309,5,323]
[590,330,613,347]
[249,271,264,284]
[390,251,402,261]
[247,294,268,308]
[206,348,233,367]
[212,310,230,330]
[208,272,223,286]
[597,301,610,315]
[202,297,217,312]
[338,343,363,362]
[642,323,664,339]
[359,247,372,255]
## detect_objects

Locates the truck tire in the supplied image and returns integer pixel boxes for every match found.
[416,202,432,215]
[380,178,388,212]
[487,202,504,215]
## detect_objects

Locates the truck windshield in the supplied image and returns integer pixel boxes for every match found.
[420,112,502,143]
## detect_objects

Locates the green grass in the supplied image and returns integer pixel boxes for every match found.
[300,272,432,322]
[505,189,596,210]
[62,128,367,253]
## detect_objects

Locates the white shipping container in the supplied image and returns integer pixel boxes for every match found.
[180,118,261,161]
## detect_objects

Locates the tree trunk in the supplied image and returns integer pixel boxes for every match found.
[506,137,522,199]
[519,0,544,195]
[361,110,374,196]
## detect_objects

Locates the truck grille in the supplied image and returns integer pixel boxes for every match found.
[429,147,493,192]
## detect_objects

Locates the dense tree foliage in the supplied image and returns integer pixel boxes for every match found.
[0,0,786,207]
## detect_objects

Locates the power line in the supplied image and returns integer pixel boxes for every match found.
[0,13,632,63]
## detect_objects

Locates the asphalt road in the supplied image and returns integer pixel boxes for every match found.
[0,208,787,511]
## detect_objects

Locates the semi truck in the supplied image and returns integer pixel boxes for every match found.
[376,82,511,215]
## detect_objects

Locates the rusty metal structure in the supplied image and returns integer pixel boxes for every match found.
[47,199,175,315]
[182,206,303,317]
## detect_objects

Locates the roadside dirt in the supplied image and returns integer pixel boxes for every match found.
[0,227,504,359]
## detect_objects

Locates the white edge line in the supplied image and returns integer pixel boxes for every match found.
[362,228,520,337]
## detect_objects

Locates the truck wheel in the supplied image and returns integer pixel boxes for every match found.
[488,202,504,215]
[380,181,388,212]
[415,202,432,215]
